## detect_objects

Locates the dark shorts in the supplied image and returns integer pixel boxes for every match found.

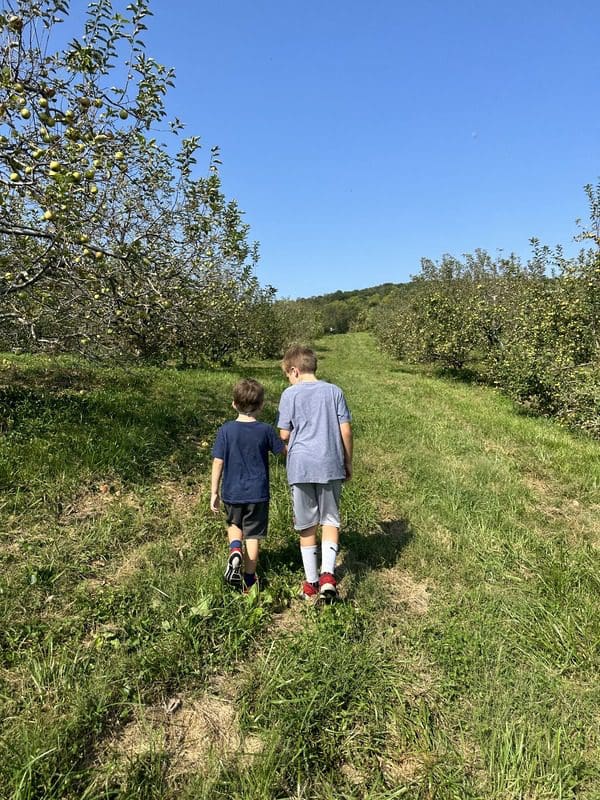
[223,501,269,539]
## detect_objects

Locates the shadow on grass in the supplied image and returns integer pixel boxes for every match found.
[341,518,412,572]
[0,375,231,486]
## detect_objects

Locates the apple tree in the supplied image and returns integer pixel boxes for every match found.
[0,0,270,363]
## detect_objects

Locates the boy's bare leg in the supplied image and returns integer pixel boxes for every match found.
[321,525,339,546]
[227,524,243,545]
[244,538,259,574]
[299,525,318,547]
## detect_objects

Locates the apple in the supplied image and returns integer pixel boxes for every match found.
[8,17,23,32]
[43,209,54,220]
[114,151,125,161]
[9,172,19,181]
[20,107,31,119]
[49,160,60,171]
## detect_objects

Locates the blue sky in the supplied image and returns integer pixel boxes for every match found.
[60,0,600,298]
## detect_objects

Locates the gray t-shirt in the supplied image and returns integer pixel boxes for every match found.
[278,380,351,485]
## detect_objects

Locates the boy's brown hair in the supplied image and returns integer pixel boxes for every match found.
[233,378,264,414]
[281,345,317,375]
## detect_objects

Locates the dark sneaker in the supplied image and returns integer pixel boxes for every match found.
[299,580,319,600]
[319,572,337,602]
[224,549,243,588]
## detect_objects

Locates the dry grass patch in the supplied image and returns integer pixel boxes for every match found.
[378,751,425,785]
[376,567,430,616]
[158,479,205,521]
[522,473,600,545]
[59,481,142,524]
[110,685,262,778]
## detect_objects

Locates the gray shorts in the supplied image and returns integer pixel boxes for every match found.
[291,481,342,531]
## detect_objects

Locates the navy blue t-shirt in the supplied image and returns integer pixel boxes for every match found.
[212,420,285,503]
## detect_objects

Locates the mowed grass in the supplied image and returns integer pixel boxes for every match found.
[1,335,599,799]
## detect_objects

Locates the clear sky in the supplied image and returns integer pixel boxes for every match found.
[58,0,600,298]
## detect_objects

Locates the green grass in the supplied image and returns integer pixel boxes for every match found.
[1,335,599,799]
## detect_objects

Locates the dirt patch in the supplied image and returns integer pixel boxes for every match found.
[112,687,262,776]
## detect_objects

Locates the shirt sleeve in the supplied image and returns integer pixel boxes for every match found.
[277,389,293,431]
[336,388,351,423]
[211,426,226,459]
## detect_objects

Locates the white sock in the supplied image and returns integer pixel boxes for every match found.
[321,541,339,575]
[300,545,319,584]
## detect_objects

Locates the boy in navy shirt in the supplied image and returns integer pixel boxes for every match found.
[210,379,285,590]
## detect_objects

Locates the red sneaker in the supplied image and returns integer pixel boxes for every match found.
[319,572,337,601]
[300,580,319,600]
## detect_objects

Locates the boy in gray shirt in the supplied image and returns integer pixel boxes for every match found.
[278,345,353,601]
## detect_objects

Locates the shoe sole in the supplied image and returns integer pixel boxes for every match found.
[319,581,337,602]
[224,553,243,587]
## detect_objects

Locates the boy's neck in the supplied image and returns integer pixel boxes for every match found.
[236,413,258,422]
[296,372,318,384]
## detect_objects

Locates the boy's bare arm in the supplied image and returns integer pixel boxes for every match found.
[210,458,224,512]
[340,422,353,480]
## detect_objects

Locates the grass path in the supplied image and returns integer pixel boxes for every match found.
[1,334,599,799]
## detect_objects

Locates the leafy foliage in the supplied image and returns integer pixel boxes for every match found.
[0,0,275,363]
